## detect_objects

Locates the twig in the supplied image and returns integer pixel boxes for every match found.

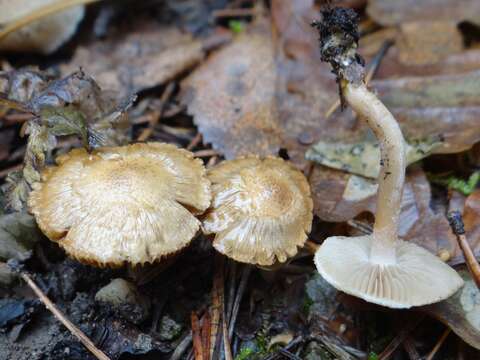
[228,265,252,340]
[0,0,102,41]
[137,82,175,141]
[212,8,255,18]
[187,133,203,151]
[207,156,219,168]
[211,255,225,360]
[426,328,451,360]
[262,336,303,360]
[378,316,424,360]
[447,211,480,288]
[324,40,393,118]
[191,312,204,360]
[402,335,421,360]
[0,163,23,178]
[17,271,110,360]
[193,149,219,158]
[226,261,237,322]
[202,312,212,360]
[170,331,193,360]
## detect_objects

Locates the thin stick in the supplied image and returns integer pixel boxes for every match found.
[210,255,224,360]
[191,312,204,360]
[137,83,175,142]
[228,265,252,340]
[212,8,256,18]
[402,335,421,360]
[0,0,102,41]
[187,133,203,151]
[18,271,110,360]
[448,211,480,288]
[324,40,393,118]
[0,163,23,178]
[426,328,451,360]
[170,332,193,360]
[193,149,219,158]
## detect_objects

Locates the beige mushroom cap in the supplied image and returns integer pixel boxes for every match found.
[203,156,313,266]
[28,143,211,267]
[315,235,464,308]
[0,0,85,54]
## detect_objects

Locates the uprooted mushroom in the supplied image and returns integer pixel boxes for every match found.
[312,7,463,308]
[28,142,211,267]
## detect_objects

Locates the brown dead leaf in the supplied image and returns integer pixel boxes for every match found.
[422,269,480,350]
[61,21,208,96]
[395,21,463,66]
[367,0,480,26]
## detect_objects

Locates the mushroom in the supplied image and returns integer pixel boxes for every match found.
[28,143,211,267]
[312,8,463,308]
[202,156,313,266]
[0,0,85,54]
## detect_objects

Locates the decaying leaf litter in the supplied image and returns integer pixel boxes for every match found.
[0,0,480,359]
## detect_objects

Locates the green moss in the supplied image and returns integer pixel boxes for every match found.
[229,20,245,34]
[235,347,255,360]
[429,171,480,195]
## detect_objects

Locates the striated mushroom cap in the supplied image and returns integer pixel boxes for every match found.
[203,156,313,266]
[0,0,85,54]
[315,235,464,308]
[28,143,211,267]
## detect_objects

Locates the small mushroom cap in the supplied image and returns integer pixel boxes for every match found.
[315,235,464,308]
[28,143,211,267]
[203,156,313,266]
[0,0,85,54]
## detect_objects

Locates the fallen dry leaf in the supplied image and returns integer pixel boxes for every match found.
[61,19,226,96]
[395,21,463,66]
[367,0,480,26]
[423,269,480,350]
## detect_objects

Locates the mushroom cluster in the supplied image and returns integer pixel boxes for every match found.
[28,143,211,267]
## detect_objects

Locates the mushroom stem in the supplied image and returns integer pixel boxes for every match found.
[342,80,406,265]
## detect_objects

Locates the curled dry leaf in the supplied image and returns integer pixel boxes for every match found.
[367,0,480,26]
[422,270,480,350]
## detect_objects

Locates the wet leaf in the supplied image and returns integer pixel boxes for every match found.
[422,269,480,350]
[306,137,441,179]
[367,0,480,26]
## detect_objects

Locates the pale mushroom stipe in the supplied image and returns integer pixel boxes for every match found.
[202,156,313,266]
[312,8,463,308]
[28,143,211,267]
